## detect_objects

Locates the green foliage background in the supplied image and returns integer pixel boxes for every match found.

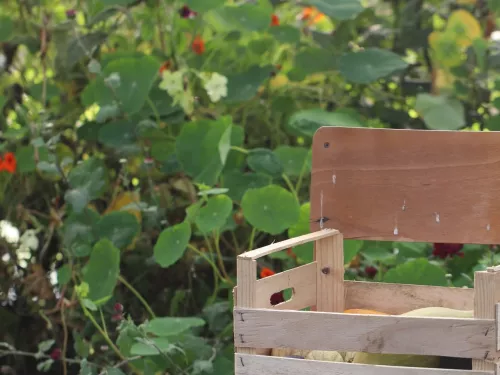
[0,0,500,374]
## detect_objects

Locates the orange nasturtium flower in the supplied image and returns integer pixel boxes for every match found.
[271,14,280,26]
[191,35,205,55]
[260,267,275,278]
[300,6,325,24]
[159,60,171,75]
[0,152,17,174]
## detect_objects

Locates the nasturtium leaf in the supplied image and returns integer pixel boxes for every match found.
[154,221,191,268]
[15,145,37,173]
[414,93,465,130]
[485,115,500,131]
[344,240,364,263]
[130,338,171,356]
[224,65,273,103]
[307,0,364,20]
[242,185,300,235]
[448,245,485,278]
[287,108,363,138]
[145,316,205,336]
[96,211,140,250]
[294,48,338,76]
[247,148,284,177]
[274,146,310,177]
[105,369,126,375]
[65,157,108,213]
[57,264,72,286]
[339,48,409,84]
[83,239,121,303]
[81,55,160,115]
[0,16,13,42]
[269,25,301,44]
[62,208,100,256]
[288,202,313,263]
[195,195,233,233]
[98,119,139,153]
[101,0,136,5]
[222,171,271,202]
[185,0,225,13]
[176,118,232,186]
[212,1,272,32]
[383,258,448,286]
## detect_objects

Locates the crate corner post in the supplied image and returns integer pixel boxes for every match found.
[473,267,500,371]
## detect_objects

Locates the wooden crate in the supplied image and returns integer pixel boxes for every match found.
[233,127,500,374]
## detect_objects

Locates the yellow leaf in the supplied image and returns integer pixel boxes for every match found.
[447,9,482,47]
[105,191,142,224]
[270,74,289,90]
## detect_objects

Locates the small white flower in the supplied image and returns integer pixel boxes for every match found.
[20,229,39,251]
[201,72,228,103]
[0,220,20,244]
[0,53,6,71]
[159,70,184,97]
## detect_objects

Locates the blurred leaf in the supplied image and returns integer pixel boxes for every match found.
[0,16,13,42]
[64,32,108,70]
[274,146,309,177]
[247,148,284,177]
[15,145,37,173]
[242,185,300,235]
[38,339,55,353]
[144,316,205,336]
[154,221,191,268]
[339,48,408,84]
[222,171,271,202]
[192,360,214,375]
[176,118,232,186]
[287,108,363,138]
[307,0,364,20]
[186,0,225,12]
[269,25,301,43]
[224,65,273,103]
[485,115,500,131]
[415,93,465,130]
[82,55,161,115]
[294,48,338,75]
[448,245,485,277]
[57,265,72,286]
[62,208,100,257]
[213,2,273,32]
[345,240,364,263]
[383,258,448,286]
[106,369,126,375]
[130,337,171,356]
[195,195,233,233]
[288,202,313,263]
[83,239,120,303]
[98,120,139,153]
[96,211,140,250]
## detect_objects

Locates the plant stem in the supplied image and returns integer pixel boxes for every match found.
[295,157,309,195]
[118,275,156,319]
[0,350,98,367]
[248,227,257,252]
[230,146,249,154]
[214,230,231,282]
[188,244,225,281]
[99,307,108,337]
[282,173,298,201]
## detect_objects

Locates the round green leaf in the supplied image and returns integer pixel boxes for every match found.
[62,208,100,256]
[224,65,273,103]
[247,148,284,177]
[294,48,338,76]
[286,108,364,138]
[83,239,121,303]
[130,337,171,356]
[307,0,364,20]
[0,16,13,42]
[274,146,310,177]
[414,93,465,130]
[222,171,271,202]
[154,221,192,268]
[383,258,448,286]
[242,185,300,235]
[186,0,225,12]
[268,25,301,44]
[212,2,272,32]
[195,195,233,233]
[145,316,205,336]
[96,211,140,249]
[339,48,409,84]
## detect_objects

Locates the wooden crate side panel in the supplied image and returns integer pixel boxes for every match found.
[345,280,474,314]
[310,127,500,244]
[233,308,497,360]
[235,354,494,375]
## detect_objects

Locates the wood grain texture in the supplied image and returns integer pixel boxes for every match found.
[255,262,316,310]
[233,308,497,360]
[345,280,473,314]
[240,229,338,260]
[309,127,500,243]
[472,271,500,370]
[235,354,493,375]
[316,232,344,312]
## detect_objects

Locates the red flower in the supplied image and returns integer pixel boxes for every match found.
[66,9,76,19]
[179,5,197,19]
[114,302,124,313]
[364,266,377,278]
[50,348,61,360]
[271,14,280,26]
[159,60,171,75]
[432,243,464,259]
[260,267,275,278]
[191,35,205,55]
[2,152,16,174]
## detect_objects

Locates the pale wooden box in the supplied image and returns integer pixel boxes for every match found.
[233,127,500,375]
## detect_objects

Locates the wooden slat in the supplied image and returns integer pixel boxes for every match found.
[235,354,493,375]
[472,271,500,370]
[316,232,344,312]
[309,127,500,243]
[235,258,258,355]
[345,280,474,314]
[234,308,497,360]
[240,229,338,260]
[255,262,316,310]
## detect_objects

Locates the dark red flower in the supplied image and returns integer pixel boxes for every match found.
[114,302,124,313]
[432,243,464,259]
[111,313,123,322]
[364,266,378,278]
[260,267,275,278]
[270,291,285,305]
[66,9,76,19]
[179,5,197,19]
[50,348,61,360]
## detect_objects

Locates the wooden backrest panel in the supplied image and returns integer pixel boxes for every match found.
[309,126,500,244]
